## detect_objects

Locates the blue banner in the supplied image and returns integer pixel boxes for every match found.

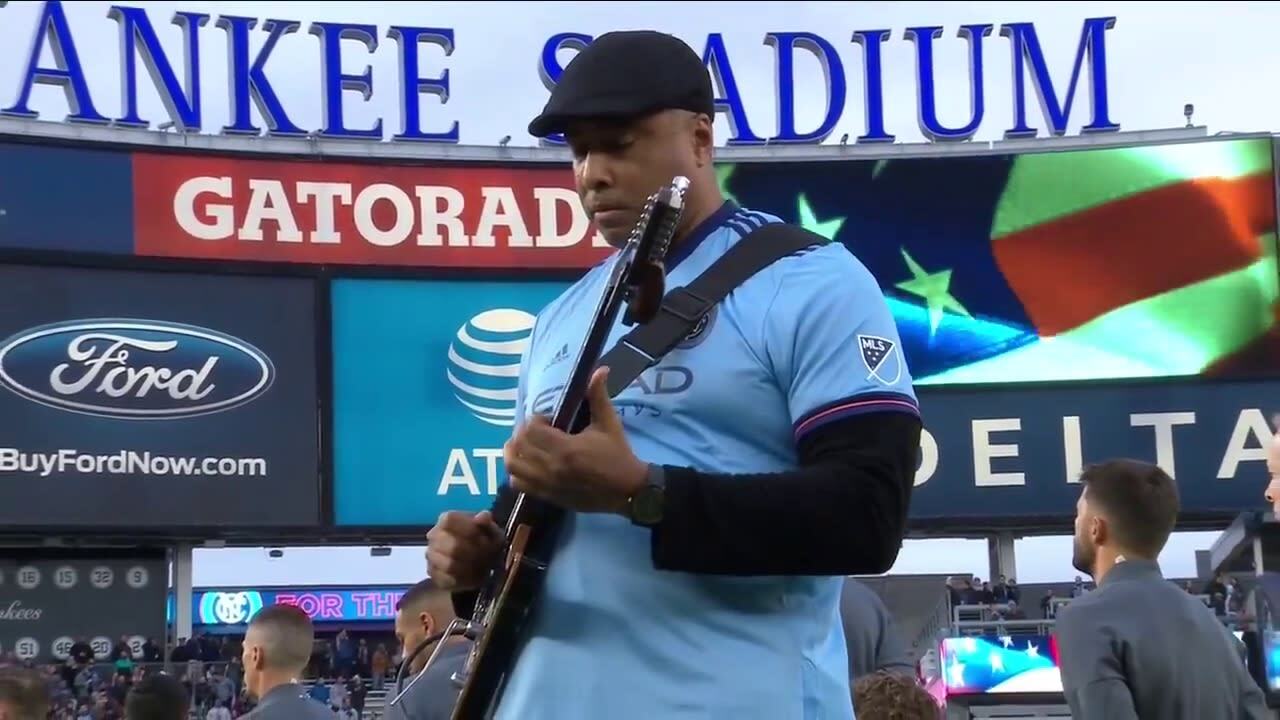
[911,379,1276,525]
[194,586,409,625]
[331,275,1277,529]
[330,278,569,526]
[0,264,320,529]
[0,142,135,255]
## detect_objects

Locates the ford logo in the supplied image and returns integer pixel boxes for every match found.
[0,319,275,420]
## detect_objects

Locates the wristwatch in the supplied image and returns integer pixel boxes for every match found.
[627,464,666,528]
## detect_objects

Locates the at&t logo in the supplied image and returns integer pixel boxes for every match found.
[446,309,535,427]
[199,591,265,625]
[435,307,537,501]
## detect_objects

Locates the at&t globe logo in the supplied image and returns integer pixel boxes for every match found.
[199,591,265,625]
[446,309,535,427]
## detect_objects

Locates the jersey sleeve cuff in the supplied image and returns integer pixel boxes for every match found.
[793,392,920,441]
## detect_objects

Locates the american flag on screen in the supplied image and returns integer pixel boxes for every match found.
[720,136,1278,386]
[939,634,1063,695]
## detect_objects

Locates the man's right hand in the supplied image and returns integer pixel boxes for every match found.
[426,511,506,591]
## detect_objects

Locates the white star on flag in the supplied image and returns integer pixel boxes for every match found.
[1026,642,1040,658]
[948,661,966,687]
[989,651,1005,673]
[999,635,1013,648]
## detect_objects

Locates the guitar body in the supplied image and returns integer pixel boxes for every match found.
[449,502,560,719]
[447,177,690,720]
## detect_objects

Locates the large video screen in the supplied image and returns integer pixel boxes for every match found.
[0,264,321,530]
[723,136,1278,386]
[1262,630,1280,693]
[940,634,1063,695]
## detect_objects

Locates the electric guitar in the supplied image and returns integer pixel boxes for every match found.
[441,176,690,719]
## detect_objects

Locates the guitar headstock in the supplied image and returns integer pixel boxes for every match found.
[619,176,690,326]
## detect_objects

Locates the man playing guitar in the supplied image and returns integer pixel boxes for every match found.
[426,29,923,720]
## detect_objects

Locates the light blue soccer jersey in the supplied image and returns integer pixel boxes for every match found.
[496,201,919,720]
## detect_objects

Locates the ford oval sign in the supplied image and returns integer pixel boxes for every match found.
[0,319,275,420]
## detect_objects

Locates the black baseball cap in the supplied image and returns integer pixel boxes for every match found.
[528,30,715,138]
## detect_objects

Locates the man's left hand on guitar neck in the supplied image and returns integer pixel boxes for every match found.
[504,366,650,517]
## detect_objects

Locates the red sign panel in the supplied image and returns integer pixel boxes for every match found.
[132,152,612,269]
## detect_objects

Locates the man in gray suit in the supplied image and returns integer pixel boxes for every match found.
[240,604,336,719]
[1056,458,1269,719]
[840,578,915,682]
[387,579,474,720]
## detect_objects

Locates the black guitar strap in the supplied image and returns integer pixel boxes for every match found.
[600,222,827,398]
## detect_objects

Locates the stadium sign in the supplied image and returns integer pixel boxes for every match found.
[0,1,1120,145]
[0,264,321,532]
[0,319,275,421]
[910,379,1278,530]
[129,151,612,268]
[194,587,409,625]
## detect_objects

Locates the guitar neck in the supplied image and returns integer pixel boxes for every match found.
[500,274,625,543]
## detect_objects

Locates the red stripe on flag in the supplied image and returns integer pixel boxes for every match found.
[992,174,1274,336]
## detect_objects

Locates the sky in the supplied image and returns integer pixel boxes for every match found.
[0,1,1272,586]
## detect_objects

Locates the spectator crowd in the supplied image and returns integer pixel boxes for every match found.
[0,631,398,719]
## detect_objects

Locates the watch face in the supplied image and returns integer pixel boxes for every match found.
[632,487,663,525]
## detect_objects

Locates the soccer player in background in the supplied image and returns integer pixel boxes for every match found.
[1057,459,1268,719]
[387,579,472,720]
[240,605,336,719]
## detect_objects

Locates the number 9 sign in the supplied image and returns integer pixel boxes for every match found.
[126,566,149,589]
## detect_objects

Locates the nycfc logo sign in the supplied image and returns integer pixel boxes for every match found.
[446,309,535,428]
[214,593,251,623]
[0,319,275,420]
[201,591,264,625]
